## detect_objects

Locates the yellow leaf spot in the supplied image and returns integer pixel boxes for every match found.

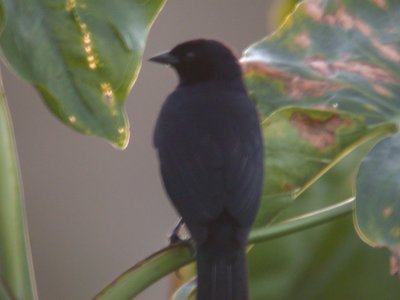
[70,10,100,70]
[65,0,76,12]
[81,32,98,69]
[80,23,87,30]
[83,32,91,45]
[89,62,97,70]
[100,83,115,105]
[68,115,76,123]
[84,45,92,53]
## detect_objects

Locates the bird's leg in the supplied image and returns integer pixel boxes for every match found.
[169,218,185,244]
[169,231,196,280]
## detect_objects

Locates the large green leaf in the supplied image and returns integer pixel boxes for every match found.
[250,143,400,299]
[0,0,165,148]
[355,135,400,278]
[250,217,400,299]
[254,106,395,225]
[243,0,400,124]
[240,0,400,293]
[242,0,400,224]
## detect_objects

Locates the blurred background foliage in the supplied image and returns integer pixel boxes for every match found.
[248,140,400,299]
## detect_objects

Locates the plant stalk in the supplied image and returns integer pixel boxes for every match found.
[0,69,37,300]
[249,197,354,243]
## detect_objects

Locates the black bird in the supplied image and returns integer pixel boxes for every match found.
[150,39,264,300]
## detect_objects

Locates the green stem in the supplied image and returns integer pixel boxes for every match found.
[0,70,37,300]
[249,197,354,244]
[94,197,354,299]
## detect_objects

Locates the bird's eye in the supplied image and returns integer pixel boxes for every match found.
[184,51,196,61]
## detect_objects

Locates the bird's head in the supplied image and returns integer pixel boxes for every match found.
[149,39,242,85]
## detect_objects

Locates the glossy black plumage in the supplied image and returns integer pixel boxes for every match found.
[151,39,263,300]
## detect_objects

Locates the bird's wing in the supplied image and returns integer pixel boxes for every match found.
[222,123,264,228]
[156,128,226,216]
[154,89,263,237]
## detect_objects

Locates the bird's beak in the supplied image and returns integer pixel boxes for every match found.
[148,52,179,65]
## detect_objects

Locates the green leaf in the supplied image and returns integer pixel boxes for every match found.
[0,71,37,300]
[240,0,400,283]
[269,0,302,28]
[250,217,400,299]
[0,0,165,148]
[243,0,400,124]
[241,0,400,226]
[255,106,395,225]
[355,134,400,278]
[246,0,400,295]
[249,144,400,299]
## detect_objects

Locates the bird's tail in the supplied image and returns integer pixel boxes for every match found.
[196,244,248,300]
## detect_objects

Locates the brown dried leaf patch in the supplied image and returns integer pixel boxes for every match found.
[304,1,324,22]
[373,84,392,97]
[370,0,387,9]
[308,57,397,87]
[390,246,400,280]
[242,61,343,99]
[383,207,394,218]
[304,2,400,62]
[282,181,295,192]
[295,31,312,48]
[290,112,352,149]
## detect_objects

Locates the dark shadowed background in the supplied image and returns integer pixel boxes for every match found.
[2,1,276,299]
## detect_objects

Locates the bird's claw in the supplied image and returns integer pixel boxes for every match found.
[169,218,188,245]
